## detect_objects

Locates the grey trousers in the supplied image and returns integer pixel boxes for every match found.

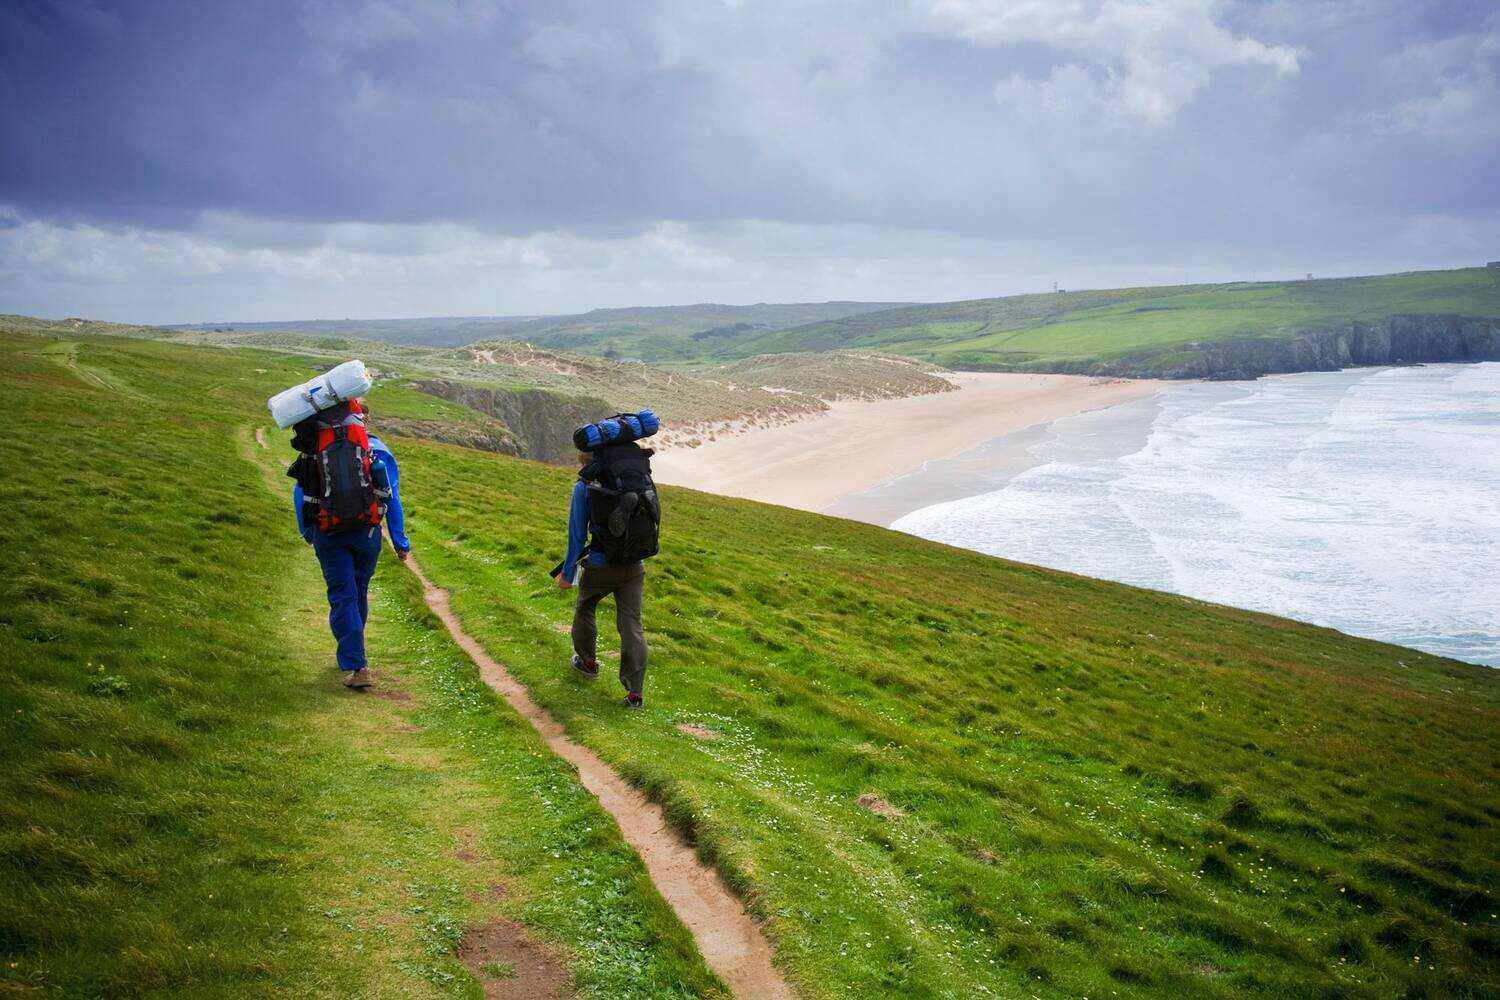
[572,562,648,694]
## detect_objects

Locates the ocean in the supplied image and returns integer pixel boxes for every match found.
[858,363,1500,666]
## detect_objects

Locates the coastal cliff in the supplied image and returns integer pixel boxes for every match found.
[375,416,519,456]
[411,378,614,464]
[1069,314,1500,380]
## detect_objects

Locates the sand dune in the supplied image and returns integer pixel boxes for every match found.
[651,372,1161,514]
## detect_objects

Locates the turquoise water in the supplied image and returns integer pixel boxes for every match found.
[887,363,1500,666]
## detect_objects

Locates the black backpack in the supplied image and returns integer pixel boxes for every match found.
[584,442,660,564]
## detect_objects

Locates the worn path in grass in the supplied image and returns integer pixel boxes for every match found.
[243,425,575,996]
[405,556,795,1000]
[232,415,726,998]
[3,330,720,998]
[249,419,787,996]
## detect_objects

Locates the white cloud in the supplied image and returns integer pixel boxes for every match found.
[522,23,624,69]
[1376,81,1497,139]
[994,63,1122,121]
[3,0,1495,323]
[929,0,1301,122]
[3,206,1487,325]
[300,0,503,51]
[1366,12,1500,138]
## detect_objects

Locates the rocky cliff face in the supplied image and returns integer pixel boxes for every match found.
[1090,314,1500,380]
[410,379,615,465]
[375,416,519,456]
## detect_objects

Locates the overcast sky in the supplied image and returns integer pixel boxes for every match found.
[2,0,1497,323]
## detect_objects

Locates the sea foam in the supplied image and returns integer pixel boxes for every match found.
[892,363,1500,666]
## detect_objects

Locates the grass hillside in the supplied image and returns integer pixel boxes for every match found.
[154,325,951,435]
[50,312,951,459]
[167,315,540,348]
[736,267,1500,373]
[0,332,721,997]
[2,330,1497,997]
[401,438,1500,998]
[502,302,917,362]
[170,301,912,360]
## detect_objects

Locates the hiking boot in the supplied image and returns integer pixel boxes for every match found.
[343,668,373,690]
[623,692,644,710]
[571,654,600,680]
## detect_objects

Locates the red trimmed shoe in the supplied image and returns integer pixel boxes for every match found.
[571,654,599,680]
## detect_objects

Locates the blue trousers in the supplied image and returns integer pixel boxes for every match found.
[312,527,383,672]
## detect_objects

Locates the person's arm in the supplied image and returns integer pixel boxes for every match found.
[375,448,411,556]
[293,482,312,544]
[558,480,589,587]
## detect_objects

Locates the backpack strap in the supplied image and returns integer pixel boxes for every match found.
[309,373,351,406]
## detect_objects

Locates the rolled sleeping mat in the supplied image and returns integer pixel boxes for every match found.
[267,359,372,429]
[572,409,660,452]
[616,411,661,440]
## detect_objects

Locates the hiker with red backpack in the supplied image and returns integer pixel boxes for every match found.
[286,396,410,690]
[554,412,661,709]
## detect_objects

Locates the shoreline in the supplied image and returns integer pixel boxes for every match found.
[830,390,1168,526]
[650,372,1163,519]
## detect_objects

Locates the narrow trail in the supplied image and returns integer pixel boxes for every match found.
[405,557,796,1000]
[242,423,280,493]
[241,422,792,997]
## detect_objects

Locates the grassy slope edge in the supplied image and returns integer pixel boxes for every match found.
[0,332,723,998]
[403,440,1499,998]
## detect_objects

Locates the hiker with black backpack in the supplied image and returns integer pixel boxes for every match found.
[554,412,661,709]
[286,397,410,690]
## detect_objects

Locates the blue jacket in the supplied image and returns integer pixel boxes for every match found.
[560,479,605,581]
[293,435,410,552]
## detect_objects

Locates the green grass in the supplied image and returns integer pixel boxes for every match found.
[401,441,1500,998]
[736,267,1500,371]
[3,329,1498,998]
[165,302,914,361]
[0,332,722,997]
[499,302,918,363]
[143,324,949,430]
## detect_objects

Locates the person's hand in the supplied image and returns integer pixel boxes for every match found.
[396,548,410,562]
[555,572,573,590]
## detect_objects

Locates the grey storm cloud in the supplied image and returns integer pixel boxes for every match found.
[1,0,1497,322]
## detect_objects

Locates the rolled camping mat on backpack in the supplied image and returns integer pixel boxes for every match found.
[573,409,659,451]
[268,360,372,429]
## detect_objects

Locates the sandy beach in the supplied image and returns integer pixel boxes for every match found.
[651,372,1161,515]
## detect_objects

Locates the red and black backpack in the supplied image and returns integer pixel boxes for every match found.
[287,399,385,534]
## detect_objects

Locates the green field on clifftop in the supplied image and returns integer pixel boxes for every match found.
[2,330,1497,998]
[146,267,1500,377]
[726,266,1500,373]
